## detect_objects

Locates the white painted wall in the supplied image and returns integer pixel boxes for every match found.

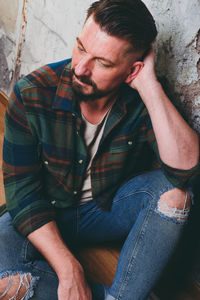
[0,0,199,130]
[19,0,94,75]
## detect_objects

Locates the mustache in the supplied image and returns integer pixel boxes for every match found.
[71,68,96,87]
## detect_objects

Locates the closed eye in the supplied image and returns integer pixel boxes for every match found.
[97,59,112,68]
[78,45,85,52]
[76,37,86,53]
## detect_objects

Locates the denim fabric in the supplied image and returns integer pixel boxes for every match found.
[0,170,191,300]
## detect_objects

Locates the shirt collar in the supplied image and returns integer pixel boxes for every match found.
[52,59,80,115]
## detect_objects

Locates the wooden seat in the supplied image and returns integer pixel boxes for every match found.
[77,244,121,286]
[0,90,8,206]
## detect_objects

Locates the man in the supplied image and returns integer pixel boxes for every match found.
[0,0,199,299]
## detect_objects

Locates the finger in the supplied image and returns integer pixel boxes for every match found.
[86,285,92,300]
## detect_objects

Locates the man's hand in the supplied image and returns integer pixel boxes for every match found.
[128,45,158,94]
[58,260,92,300]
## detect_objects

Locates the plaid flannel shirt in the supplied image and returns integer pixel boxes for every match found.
[3,59,200,236]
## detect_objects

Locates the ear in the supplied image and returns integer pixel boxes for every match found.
[125,61,144,84]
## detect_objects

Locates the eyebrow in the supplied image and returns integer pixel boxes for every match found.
[76,37,116,66]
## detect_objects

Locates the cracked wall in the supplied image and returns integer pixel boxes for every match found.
[0,0,200,132]
[144,0,200,132]
[0,0,29,96]
[0,0,20,95]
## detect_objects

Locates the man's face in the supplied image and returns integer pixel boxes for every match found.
[71,16,136,102]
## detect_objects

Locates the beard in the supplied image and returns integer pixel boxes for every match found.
[71,68,118,103]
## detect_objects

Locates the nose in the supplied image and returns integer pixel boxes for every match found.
[75,56,92,77]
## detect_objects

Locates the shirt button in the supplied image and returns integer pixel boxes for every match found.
[128,141,133,146]
[76,131,79,135]
[51,200,56,205]
[44,160,49,165]
[78,159,83,164]
[73,191,78,195]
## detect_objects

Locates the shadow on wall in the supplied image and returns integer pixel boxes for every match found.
[0,36,14,95]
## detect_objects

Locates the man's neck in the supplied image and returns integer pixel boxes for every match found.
[80,93,117,125]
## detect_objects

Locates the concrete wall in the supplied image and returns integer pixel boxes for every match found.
[0,0,199,131]
[0,0,21,94]
[144,0,200,132]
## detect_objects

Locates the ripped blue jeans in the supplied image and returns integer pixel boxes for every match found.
[0,170,192,300]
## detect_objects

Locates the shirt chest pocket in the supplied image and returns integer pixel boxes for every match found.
[40,143,71,177]
[110,138,135,154]
[41,153,71,178]
[43,160,70,177]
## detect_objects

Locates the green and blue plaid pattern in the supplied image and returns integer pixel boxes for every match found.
[3,59,200,236]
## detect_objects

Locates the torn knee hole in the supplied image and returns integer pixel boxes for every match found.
[158,190,190,221]
[0,273,33,300]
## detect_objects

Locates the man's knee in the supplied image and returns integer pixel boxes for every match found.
[157,188,191,221]
[0,273,37,300]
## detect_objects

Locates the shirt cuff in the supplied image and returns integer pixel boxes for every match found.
[11,205,56,237]
[161,160,200,189]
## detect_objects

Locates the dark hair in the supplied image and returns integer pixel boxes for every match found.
[87,0,157,54]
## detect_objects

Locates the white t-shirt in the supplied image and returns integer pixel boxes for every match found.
[79,108,111,204]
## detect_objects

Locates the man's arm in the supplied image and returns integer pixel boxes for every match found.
[128,46,199,170]
[28,221,92,300]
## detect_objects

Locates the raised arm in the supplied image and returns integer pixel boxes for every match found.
[128,46,199,171]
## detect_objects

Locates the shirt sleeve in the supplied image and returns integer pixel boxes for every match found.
[144,109,200,189]
[3,82,56,236]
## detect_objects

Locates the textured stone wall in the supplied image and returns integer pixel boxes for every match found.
[144,0,200,131]
[0,0,199,131]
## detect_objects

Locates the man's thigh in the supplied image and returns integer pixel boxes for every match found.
[77,170,177,244]
[0,212,28,269]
